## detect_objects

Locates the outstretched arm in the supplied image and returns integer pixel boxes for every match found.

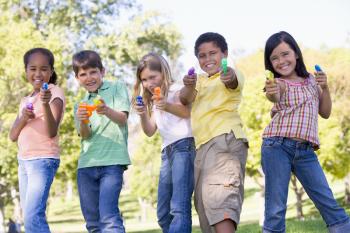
[316,71,332,118]
[153,91,190,118]
[134,104,157,137]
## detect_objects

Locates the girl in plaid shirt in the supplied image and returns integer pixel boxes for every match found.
[261,31,350,233]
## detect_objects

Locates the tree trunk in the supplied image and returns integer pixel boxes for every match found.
[345,173,350,205]
[291,175,304,220]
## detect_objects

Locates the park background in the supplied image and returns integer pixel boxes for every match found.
[0,0,349,232]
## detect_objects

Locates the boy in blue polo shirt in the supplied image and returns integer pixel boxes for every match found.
[73,50,130,233]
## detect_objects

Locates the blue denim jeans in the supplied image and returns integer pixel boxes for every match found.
[261,137,350,233]
[18,158,60,233]
[157,137,196,233]
[77,165,125,233]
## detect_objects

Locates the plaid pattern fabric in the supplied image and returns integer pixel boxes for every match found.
[263,75,320,146]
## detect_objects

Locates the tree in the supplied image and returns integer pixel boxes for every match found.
[0,1,184,226]
[130,132,162,221]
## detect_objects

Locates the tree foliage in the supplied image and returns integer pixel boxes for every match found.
[0,0,183,219]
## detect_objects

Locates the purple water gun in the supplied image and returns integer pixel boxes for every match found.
[188,67,195,76]
[26,97,34,110]
[26,102,34,110]
[136,96,144,106]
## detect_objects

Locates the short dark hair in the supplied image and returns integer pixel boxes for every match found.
[264,31,309,78]
[194,32,228,57]
[72,50,104,75]
[24,48,57,84]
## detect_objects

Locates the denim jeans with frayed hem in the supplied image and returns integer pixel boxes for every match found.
[18,158,59,233]
[77,165,125,233]
[261,137,350,233]
[157,137,195,233]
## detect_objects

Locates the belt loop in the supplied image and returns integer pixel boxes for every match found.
[277,137,284,144]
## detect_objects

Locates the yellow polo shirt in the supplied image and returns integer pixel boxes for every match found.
[191,71,247,149]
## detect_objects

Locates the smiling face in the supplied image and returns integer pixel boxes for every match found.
[197,41,227,76]
[139,67,163,94]
[269,41,298,78]
[76,67,104,93]
[25,52,53,91]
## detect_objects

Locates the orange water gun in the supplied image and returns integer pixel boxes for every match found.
[154,87,161,100]
[79,99,102,124]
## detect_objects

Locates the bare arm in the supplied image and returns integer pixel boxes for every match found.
[134,104,157,137]
[79,122,92,139]
[75,107,92,139]
[96,99,128,126]
[265,79,285,103]
[154,91,190,118]
[315,71,332,118]
[220,67,239,89]
[179,73,197,105]
[42,98,64,138]
[9,111,33,142]
[318,87,332,118]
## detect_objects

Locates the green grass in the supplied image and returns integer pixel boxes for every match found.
[45,178,350,233]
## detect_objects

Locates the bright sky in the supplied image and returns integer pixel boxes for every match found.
[142,0,350,67]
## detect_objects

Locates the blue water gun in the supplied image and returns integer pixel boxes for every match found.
[42,82,48,90]
[315,64,322,72]
[136,96,144,106]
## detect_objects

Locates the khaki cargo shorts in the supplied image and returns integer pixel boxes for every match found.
[194,131,248,233]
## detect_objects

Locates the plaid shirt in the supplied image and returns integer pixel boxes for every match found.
[263,75,320,147]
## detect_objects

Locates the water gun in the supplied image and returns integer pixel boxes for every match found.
[26,102,34,110]
[265,70,275,82]
[79,98,102,124]
[188,67,195,76]
[154,87,161,100]
[315,64,322,72]
[136,96,144,106]
[221,58,228,75]
[42,82,48,90]
[26,83,48,110]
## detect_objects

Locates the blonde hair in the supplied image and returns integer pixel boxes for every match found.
[133,52,173,114]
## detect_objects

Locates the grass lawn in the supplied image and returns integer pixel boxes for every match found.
[45,178,350,233]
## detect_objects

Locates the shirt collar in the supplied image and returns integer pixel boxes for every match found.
[86,80,111,100]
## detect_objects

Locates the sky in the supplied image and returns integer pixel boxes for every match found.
[141,0,350,67]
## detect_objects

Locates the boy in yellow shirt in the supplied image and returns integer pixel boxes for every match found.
[180,32,248,233]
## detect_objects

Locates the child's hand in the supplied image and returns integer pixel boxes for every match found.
[220,67,235,86]
[21,107,35,121]
[265,79,279,95]
[183,73,197,87]
[314,71,328,90]
[40,87,52,105]
[96,99,110,115]
[134,103,147,116]
[152,95,167,111]
[76,107,90,122]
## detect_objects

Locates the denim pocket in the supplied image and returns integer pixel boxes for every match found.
[262,138,277,147]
